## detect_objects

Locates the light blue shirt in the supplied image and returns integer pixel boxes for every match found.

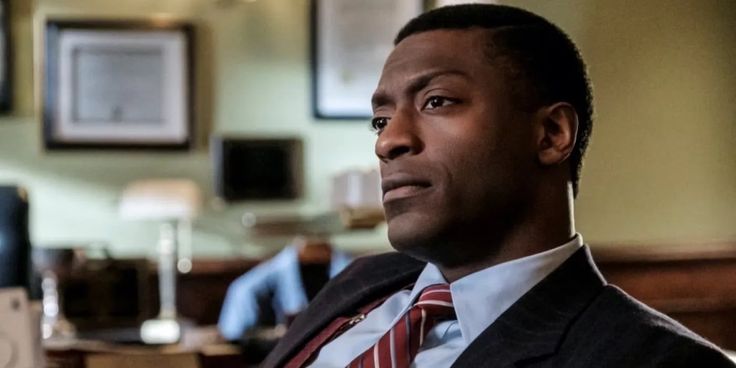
[309,234,583,367]
[218,245,352,340]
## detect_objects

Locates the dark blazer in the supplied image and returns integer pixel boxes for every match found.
[263,246,735,367]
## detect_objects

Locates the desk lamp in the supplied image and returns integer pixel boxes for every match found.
[119,179,202,345]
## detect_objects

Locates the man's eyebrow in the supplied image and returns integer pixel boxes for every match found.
[372,69,468,109]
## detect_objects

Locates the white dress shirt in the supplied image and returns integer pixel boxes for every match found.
[309,234,583,367]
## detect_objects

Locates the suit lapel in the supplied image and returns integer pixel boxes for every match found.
[452,246,606,368]
[264,245,605,368]
[262,252,425,368]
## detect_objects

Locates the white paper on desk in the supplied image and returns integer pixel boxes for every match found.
[0,288,35,368]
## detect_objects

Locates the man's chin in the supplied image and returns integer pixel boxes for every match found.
[386,213,483,269]
[386,214,445,262]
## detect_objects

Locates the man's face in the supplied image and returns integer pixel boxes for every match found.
[372,29,537,265]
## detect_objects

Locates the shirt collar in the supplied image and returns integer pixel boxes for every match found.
[404,234,584,343]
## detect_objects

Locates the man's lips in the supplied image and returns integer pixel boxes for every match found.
[381,174,431,203]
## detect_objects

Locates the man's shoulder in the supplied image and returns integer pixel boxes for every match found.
[305,251,425,310]
[564,284,734,366]
[592,285,708,341]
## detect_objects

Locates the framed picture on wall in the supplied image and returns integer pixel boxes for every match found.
[43,20,194,150]
[311,0,423,119]
[0,0,12,112]
[211,136,303,201]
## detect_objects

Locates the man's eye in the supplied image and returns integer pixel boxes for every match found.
[422,96,456,110]
[370,117,389,133]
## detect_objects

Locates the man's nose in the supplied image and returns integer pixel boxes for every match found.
[374,110,422,162]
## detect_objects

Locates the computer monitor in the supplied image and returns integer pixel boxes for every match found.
[0,186,31,290]
[211,137,303,202]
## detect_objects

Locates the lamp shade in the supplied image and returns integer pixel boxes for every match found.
[119,179,202,221]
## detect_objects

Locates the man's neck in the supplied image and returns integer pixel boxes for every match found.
[438,186,576,283]
[439,229,575,283]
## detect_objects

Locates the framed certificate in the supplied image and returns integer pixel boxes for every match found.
[43,20,194,150]
[311,0,423,119]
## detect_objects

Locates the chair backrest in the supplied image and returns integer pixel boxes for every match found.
[0,186,31,289]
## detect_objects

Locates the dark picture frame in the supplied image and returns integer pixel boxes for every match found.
[0,0,12,112]
[310,0,422,119]
[211,136,303,202]
[43,20,194,150]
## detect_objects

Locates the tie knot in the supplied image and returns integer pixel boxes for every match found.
[414,284,455,319]
[345,283,454,367]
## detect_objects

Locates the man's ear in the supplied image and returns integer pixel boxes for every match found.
[535,102,578,166]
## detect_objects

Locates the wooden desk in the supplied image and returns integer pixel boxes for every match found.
[45,344,246,368]
[44,329,247,368]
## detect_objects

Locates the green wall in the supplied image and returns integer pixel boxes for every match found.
[3,0,389,257]
[0,0,734,257]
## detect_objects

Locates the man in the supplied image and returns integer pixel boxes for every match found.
[218,238,352,341]
[263,4,735,368]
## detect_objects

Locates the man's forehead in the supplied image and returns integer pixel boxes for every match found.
[382,29,492,76]
[374,29,495,94]
[391,29,487,59]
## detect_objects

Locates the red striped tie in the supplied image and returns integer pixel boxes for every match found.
[347,284,455,368]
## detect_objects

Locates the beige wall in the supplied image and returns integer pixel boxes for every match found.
[505,0,736,244]
[0,0,733,256]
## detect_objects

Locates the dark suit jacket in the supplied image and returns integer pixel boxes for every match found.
[263,246,735,367]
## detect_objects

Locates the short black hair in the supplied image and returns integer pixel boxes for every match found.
[395,4,593,197]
